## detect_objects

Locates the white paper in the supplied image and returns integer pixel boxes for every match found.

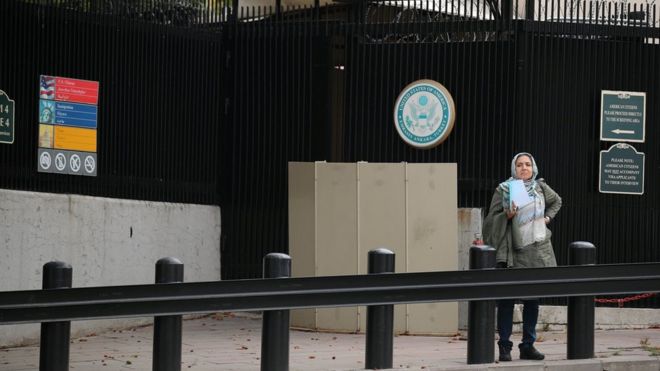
[509,179,533,209]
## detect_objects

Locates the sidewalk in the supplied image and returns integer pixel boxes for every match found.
[1,312,659,370]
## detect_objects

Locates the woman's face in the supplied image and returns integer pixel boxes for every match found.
[515,155,533,180]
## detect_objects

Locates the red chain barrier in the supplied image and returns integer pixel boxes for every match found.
[594,293,657,307]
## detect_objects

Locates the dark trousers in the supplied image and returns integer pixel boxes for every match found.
[497,299,539,348]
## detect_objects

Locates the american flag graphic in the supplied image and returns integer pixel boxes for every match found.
[40,75,55,99]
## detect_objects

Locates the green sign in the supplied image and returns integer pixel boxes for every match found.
[0,90,15,144]
[600,90,645,142]
[599,143,644,195]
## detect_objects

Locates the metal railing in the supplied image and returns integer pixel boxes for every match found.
[1,241,659,370]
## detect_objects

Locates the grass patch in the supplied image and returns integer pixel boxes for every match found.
[640,338,660,356]
[642,345,660,356]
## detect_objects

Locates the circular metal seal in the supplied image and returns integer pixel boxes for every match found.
[393,79,456,149]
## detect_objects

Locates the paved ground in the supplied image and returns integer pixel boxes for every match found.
[1,312,659,370]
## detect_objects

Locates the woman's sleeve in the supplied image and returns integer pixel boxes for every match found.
[483,189,509,251]
[542,183,562,220]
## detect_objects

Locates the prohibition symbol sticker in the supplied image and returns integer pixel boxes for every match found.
[40,151,52,170]
[55,153,66,171]
[393,79,456,149]
[84,155,96,174]
[70,154,81,172]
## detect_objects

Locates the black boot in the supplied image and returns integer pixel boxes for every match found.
[519,344,545,360]
[498,344,512,362]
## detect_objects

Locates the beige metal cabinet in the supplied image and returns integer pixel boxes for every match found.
[288,162,458,334]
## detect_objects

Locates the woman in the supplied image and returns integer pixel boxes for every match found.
[483,153,562,362]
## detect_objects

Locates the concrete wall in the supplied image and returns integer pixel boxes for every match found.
[0,189,221,347]
[457,208,482,330]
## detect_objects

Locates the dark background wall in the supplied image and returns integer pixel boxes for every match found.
[1,0,658,308]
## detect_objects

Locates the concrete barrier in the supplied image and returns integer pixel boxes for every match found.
[0,189,221,347]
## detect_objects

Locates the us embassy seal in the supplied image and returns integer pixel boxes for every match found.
[393,79,456,149]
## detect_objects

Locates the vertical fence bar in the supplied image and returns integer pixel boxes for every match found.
[503,0,514,22]
[467,245,496,364]
[365,248,395,370]
[39,261,73,371]
[261,253,291,371]
[525,0,536,19]
[567,241,596,359]
[153,257,184,371]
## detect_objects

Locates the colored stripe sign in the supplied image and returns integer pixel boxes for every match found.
[38,75,99,176]
[40,99,98,128]
[54,126,97,152]
[54,101,98,128]
[39,76,99,105]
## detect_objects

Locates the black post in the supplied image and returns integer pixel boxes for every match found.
[40,261,73,371]
[502,0,513,22]
[467,245,496,364]
[365,248,395,370]
[525,0,535,19]
[261,253,291,371]
[567,242,596,360]
[153,257,184,371]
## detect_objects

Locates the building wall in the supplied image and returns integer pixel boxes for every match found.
[0,189,221,347]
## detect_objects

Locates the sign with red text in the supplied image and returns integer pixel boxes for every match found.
[40,75,99,105]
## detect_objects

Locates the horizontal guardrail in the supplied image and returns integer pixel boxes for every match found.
[2,262,659,324]
[2,242,659,371]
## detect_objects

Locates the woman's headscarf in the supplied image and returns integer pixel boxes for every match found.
[499,152,539,209]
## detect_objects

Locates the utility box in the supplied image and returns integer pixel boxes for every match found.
[288,162,458,335]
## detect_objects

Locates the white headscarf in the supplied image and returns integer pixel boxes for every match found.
[499,153,547,248]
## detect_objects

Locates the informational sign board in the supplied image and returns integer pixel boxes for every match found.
[0,90,15,144]
[38,75,99,176]
[38,148,97,176]
[39,100,98,128]
[600,90,645,142]
[599,143,644,195]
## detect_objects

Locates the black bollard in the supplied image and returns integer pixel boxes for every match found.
[467,245,496,364]
[567,242,596,359]
[153,257,184,371]
[261,253,291,371]
[40,261,73,371]
[365,248,395,370]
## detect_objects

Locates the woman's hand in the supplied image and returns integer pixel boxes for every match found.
[506,202,518,219]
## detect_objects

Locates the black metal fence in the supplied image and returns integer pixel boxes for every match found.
[1,245,659,370]
[1,0,660,310]
[0,0,225,204]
